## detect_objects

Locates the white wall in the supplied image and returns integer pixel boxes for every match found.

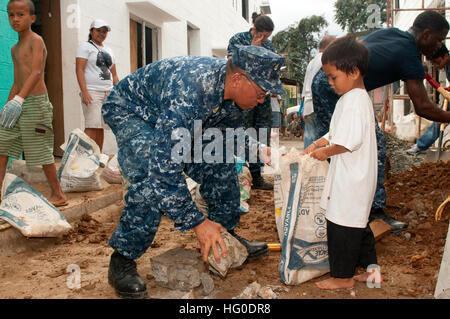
[60,0,265,154]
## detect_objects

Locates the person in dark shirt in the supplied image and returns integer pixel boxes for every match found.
[311,10,449,233]
[407,44,450,155]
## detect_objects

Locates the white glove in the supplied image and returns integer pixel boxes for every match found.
[0,95,24,129]
[258,144,272,166]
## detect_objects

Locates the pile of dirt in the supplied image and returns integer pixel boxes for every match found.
[385,161,450,221]
[385,132,426,175]
[65,214,109,244]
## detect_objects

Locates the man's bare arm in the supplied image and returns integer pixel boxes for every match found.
[406,79,450,122]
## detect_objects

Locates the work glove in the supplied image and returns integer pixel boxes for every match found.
[0,95,24,129]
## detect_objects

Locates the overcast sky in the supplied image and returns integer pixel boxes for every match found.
[269,0,346,37]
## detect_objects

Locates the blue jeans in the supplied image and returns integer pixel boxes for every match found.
[417,122,440,151]
[303,113,318,149]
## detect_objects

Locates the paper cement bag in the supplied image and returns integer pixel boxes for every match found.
[274,148,330,285]
[58,129,104,193]
[0,174,72,237]
[101,154,122,184]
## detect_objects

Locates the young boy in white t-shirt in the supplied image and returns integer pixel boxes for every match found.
[303,35,381,290]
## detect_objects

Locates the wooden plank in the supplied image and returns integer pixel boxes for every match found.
[370,219,393,241]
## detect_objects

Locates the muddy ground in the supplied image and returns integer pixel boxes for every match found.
[0,133,448,299]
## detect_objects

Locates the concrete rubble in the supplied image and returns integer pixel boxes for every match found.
[234,281,279,299]
[207,232,248,278]
[150,247,209,292]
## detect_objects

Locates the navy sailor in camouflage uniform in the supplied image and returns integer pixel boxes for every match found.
[227,12,276,190]
[102,45,286,299]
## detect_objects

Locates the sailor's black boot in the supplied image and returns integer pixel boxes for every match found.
[108,250,148,299]
[229,230,270,259]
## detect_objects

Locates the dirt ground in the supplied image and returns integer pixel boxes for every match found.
[0,134,449,299]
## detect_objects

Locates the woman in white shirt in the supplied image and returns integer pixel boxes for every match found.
[76,19,119,151]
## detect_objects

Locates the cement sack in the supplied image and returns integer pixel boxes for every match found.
[58,129,104,193]
[395,113,433,142]
[0,173,72,237]
[101,154,122,184]
[6,160,48,184]
[274,148,330,285]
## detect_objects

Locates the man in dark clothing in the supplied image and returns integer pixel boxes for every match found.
[311,11,450,233]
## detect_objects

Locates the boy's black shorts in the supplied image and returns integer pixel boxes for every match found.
[327,219,378,279]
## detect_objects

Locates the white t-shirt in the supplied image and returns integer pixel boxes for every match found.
[320,88,378,229]
[302,53,323,116]
[76,41,116,91]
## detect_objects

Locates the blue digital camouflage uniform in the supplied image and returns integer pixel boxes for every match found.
[311,69,386,211]
[102,58,244,259]
[228,30,275,175]
[102,46,286,260]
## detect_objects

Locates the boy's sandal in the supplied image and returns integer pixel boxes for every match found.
[51,201,69,208]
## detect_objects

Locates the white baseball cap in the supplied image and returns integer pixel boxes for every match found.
[90,19,111,31]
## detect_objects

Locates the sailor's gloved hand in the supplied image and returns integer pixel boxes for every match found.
[0,95,24,129]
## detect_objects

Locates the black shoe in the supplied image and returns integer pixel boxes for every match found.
[229,230,269,259]
[370,208,408,234]
[108,250,148,299]
[252,175,273,190]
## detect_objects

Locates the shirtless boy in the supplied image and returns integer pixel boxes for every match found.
[0,0,67,206]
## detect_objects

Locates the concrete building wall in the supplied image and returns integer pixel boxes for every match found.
[0,0,17,107]
[60,0,264,154]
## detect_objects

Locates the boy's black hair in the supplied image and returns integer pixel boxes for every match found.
[321,35,370,76]
[412,10,449,34]
[251,12,274,32]
[7,0,35,15]
[427,43,449,60]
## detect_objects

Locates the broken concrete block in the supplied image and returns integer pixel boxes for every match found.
[258,286,277,299]
[182,289,199,299]
[150,247,206,291]
[236,281,261,299]
[370,219,393,241]
[208,232,248,278]
[199,272,215,295]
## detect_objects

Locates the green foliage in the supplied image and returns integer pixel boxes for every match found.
[334,0,387,33]
[272,15,328,82]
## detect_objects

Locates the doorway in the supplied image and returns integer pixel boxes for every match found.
[130,19,157,72]
[31,0,65,157]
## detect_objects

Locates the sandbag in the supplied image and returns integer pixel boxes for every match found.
[274,148,330,285]
[58,129,104,193]
[0,173,72,237]
[101,154,122,184]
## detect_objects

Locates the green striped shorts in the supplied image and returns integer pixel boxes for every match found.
[0,94,54,166]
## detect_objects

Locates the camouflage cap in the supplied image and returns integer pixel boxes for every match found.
[231,45,286,95]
